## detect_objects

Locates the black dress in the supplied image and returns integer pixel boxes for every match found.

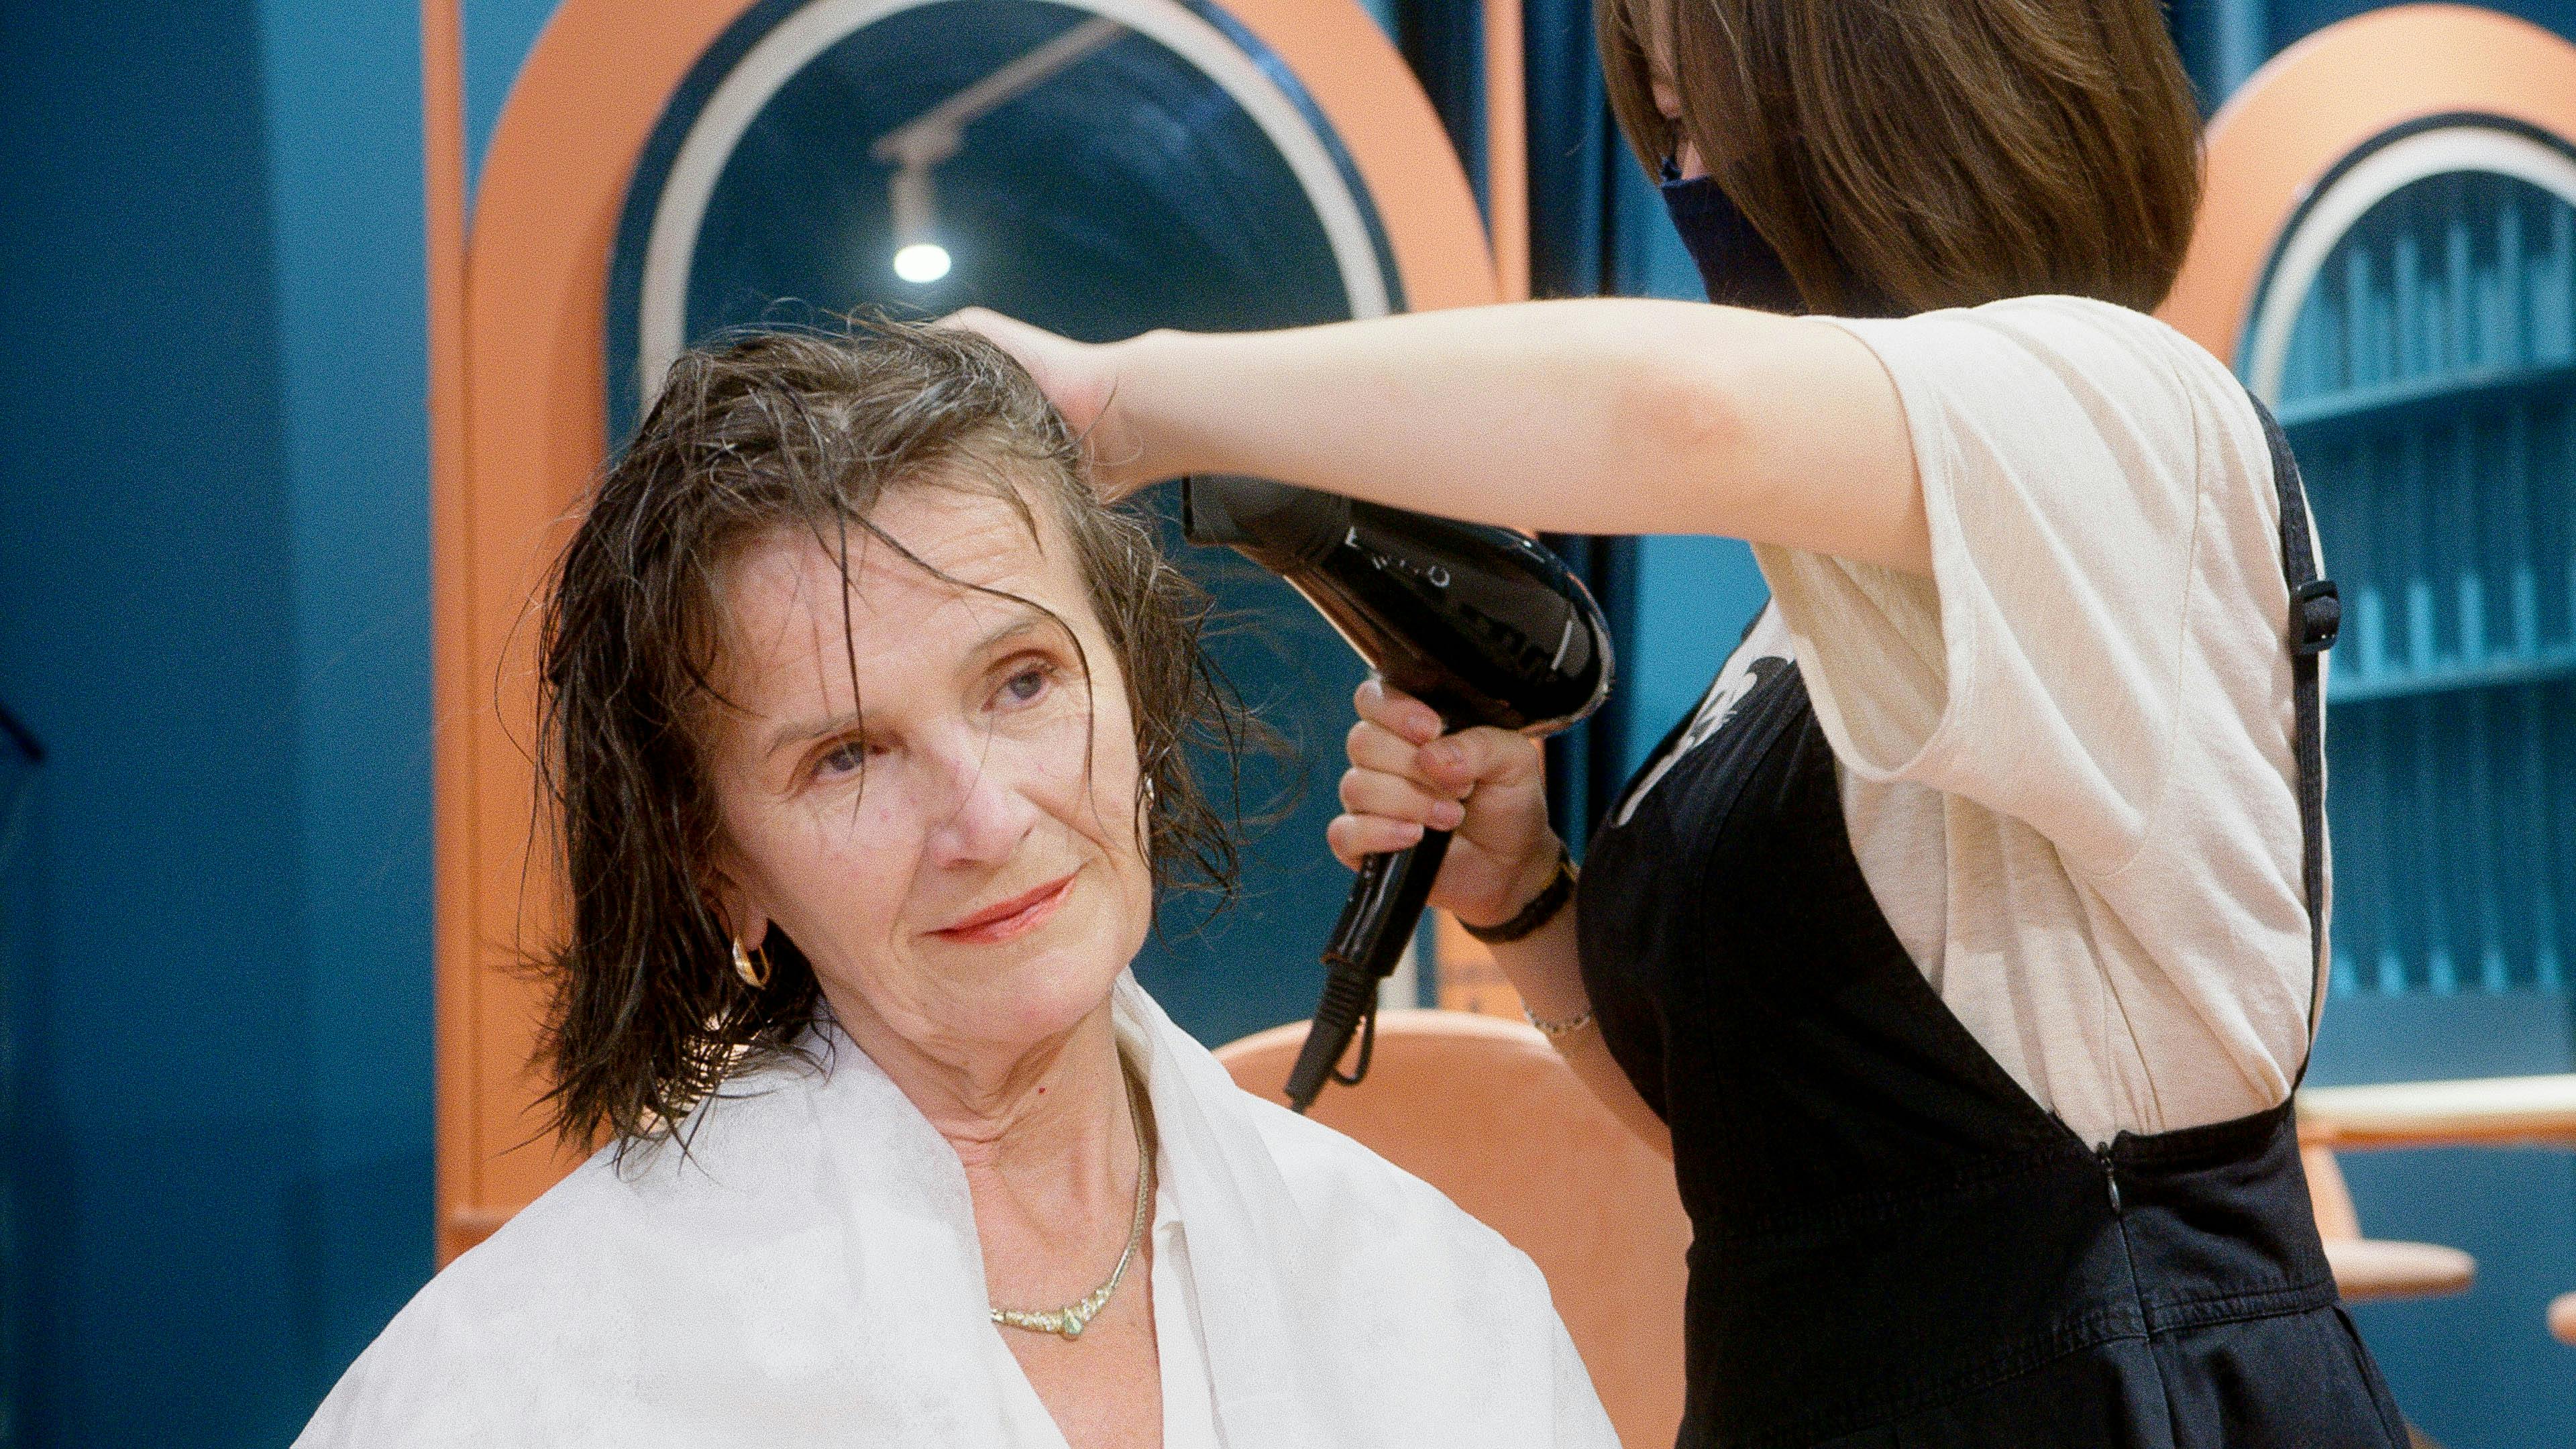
[1574,402,2406,1448]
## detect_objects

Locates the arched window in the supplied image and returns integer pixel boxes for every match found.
[2245,117,2576,998]
[608,0,1419,1044]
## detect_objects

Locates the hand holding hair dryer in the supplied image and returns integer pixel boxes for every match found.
[1180,476,1613,1111]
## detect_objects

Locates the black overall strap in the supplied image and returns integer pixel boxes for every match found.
[2245,395,2339,1084]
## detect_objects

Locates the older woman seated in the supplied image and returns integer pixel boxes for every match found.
[298,322,1615,1448]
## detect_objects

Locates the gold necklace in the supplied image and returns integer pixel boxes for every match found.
[988,1067,1153,1341]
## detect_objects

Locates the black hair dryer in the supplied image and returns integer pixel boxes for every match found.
[1180,476,1613,1112]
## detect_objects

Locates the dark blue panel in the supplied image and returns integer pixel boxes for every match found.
[2267,0,2576,57]
[0,0,436,1442]
[1521,0,1607,299]
[0,765,44,1445]
[0,2,308,1438]
[1519,0,1626,844]
[1389,0,1486,222]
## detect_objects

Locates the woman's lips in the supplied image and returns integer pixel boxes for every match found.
[934,871,1077,945]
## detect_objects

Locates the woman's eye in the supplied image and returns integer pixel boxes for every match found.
[1001,665,1051,705]
[815,741,867,778]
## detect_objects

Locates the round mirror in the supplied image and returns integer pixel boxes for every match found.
[610,0,1413,1044]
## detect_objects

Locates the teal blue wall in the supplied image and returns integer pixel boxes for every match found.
[0,1,433,1444]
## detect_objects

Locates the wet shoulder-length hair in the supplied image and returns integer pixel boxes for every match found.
[1599,0,2203,315]
[535,319,1253,1150]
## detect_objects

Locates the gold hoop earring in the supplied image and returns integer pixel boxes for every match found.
[731,937,771,990]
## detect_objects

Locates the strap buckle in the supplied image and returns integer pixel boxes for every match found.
[2289,578,2341,657]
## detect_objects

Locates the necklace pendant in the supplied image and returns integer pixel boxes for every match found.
[985,1066,1155,1344]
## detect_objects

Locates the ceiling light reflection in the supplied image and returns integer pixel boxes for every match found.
[893,242,953,283]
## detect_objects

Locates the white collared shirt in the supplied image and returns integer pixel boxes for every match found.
[1150,1168,1224,1449]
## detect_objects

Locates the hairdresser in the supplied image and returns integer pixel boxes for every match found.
[953,0,2406,1443]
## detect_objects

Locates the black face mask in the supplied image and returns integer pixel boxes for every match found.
[1658,156,1909,317]
[1658,154,1811,315]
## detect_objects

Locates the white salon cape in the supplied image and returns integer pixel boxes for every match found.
[297,975,1617,1447]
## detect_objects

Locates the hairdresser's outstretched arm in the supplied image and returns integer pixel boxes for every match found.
[948,300,1928,576]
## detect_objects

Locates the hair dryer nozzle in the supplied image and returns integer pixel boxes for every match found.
[1180,475,1347,568]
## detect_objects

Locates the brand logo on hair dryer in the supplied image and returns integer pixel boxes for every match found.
[1346,526,1453,590]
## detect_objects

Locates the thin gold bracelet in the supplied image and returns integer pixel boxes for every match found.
[1523,1006,1596,1040]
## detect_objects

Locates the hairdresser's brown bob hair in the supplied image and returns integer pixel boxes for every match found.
[534,319,1256,1149]
[1599,0,2204,315]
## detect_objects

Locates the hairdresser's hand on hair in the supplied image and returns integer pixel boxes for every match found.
[1329,678,1560,930]
[940,309,1157,496]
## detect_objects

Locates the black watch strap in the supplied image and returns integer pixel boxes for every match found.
[1461,843,1577,945]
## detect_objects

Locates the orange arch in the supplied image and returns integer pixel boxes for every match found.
[2163,3,2576,364]
[430,0,1501,1261]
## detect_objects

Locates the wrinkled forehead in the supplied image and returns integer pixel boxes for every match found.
[704,477,1097,717]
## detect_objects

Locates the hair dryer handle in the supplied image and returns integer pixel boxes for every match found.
[1323,832,1452,977]
[1282,830,1452,1112]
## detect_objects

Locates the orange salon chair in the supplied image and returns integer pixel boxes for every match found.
[2299,1144,2475,1303]
[1218,1011,1689,1449]
[2296,1079,2504,1306]
[2300,1075,2576,1347]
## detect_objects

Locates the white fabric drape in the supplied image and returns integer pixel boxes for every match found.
[297,975,1615,1447]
